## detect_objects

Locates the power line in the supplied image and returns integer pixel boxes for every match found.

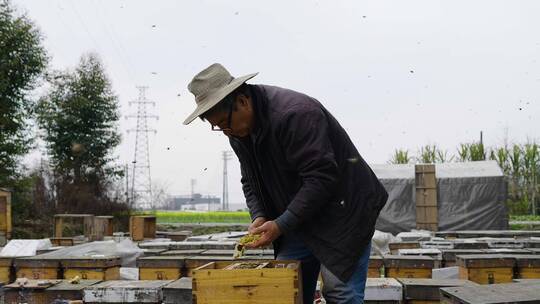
[127,86,158,210]
[91,0,137,83]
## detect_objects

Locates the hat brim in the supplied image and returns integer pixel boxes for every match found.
[183,72,258,125]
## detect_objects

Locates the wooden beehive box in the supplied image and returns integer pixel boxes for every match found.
[513,254,540,279]
[83,280,173,303]
[398,248,443,268]
[383,255,434,279]
[15,257,61,279]
[61,256,121,280]
[440,281,540,304]
[456,254,515,284]
[368,256,383,278]
[43,279,101,303]
[162,277,193,304]
[137,256,187,280]
[364,278,402,303]
[0,188,12,244]
[389,241,420,254]
[441,249,484,267]
[398,278,478,303]
[192,260,301,304]
[0,257,13,284]
[130,215,156,241]
[3,279,62,304]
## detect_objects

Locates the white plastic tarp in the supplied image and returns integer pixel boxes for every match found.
[0,239,52,257]
[38,239,143,267]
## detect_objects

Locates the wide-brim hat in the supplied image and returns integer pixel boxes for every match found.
[183,63,258,125]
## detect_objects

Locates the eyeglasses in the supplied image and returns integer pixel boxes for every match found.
[211,99,234,132]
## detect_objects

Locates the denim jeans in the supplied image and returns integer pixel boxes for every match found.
[276,234,371,304]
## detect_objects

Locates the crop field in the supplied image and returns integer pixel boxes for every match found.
[153,211,251,224]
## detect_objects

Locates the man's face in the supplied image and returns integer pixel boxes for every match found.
[206,95,253,138]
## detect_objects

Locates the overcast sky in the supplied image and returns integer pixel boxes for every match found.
[15,0,540,208]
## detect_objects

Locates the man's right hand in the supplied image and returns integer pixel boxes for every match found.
[248,217,267,234]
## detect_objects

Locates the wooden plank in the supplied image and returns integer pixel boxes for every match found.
[54,216,64,238]
[415,164,438,231]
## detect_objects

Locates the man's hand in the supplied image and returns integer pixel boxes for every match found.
[248,217,267,234]
[245,220,281,248]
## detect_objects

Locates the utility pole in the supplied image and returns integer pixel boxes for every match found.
[222,151,232,211]
[127,86,157,210]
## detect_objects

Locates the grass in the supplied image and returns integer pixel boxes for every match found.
[510,215,540,222]
[152,211,251,224]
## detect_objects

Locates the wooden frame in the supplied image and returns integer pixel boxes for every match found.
[129,215,156,241]
[415,164,438,231]
[0,188,12,242]
[54,214,95,240]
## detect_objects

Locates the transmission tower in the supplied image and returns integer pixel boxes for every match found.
[127,86,157,210]
[222,151,232,211]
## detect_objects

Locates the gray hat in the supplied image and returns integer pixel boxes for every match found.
[183,63,258,125]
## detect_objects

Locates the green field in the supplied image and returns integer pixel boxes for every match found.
[154,211,251,223]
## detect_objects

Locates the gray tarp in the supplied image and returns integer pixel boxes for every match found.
[372,161,509,235]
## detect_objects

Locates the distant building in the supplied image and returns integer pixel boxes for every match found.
[167,193,221,211]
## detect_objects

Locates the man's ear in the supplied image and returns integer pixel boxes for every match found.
[236,94,251,109]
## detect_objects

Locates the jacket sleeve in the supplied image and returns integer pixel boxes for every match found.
[274,105,339,234]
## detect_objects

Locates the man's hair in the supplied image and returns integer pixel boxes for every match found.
[200,84,251,121]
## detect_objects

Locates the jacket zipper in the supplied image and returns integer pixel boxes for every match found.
[233,137,271,218]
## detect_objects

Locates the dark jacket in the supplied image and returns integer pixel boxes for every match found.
[229,84,388,282]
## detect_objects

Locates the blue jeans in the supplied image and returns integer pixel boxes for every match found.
[276,234,371,304]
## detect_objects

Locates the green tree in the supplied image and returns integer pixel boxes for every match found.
[36,53,123,213]
[0,0,47,185]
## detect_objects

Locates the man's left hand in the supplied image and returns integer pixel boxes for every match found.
[246,220,281,248]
